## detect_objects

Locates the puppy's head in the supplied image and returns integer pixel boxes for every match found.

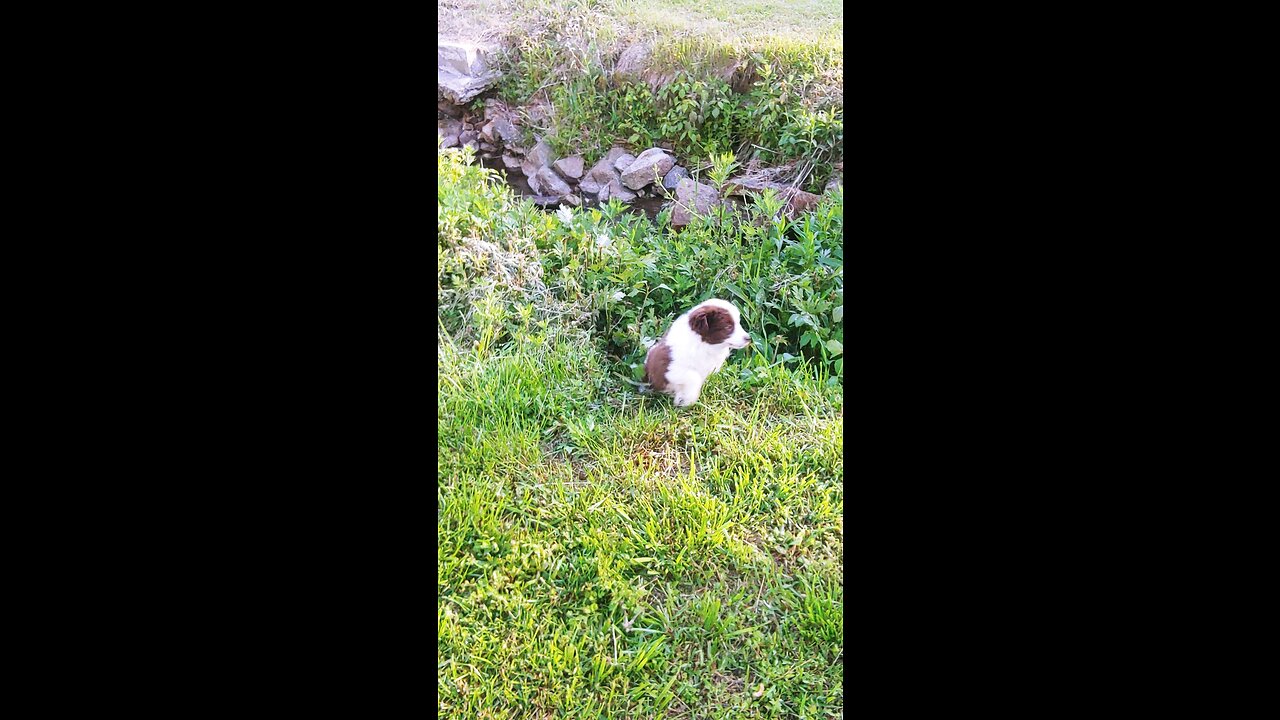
[688,299,752,350]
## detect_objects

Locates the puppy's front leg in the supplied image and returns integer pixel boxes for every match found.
[672,374,705,408]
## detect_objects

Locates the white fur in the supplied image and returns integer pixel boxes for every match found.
[657,299,751,407]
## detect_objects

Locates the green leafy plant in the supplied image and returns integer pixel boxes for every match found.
[706,151,740,193]
[535,180,844,381]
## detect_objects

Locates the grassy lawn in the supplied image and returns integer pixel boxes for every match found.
[438,333,843,718]
[438,138,844,717]
[441,0,842,45]
[614,0,843,47]
[439,0,842,89]
[439,0,843,713]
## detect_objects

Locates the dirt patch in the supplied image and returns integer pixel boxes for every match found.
[623,425,698,478]
[541,437,591,482]
[712,670,744,694]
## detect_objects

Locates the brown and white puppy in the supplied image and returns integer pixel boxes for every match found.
[643,299,751,407]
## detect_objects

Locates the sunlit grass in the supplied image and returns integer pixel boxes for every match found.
[617,0,843,54]
[438,141,845,718]
[438,336,844,718]
[467,0,843,95]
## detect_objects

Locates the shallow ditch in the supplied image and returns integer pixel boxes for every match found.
[443,99,819,227]
[440,38,839,227]
[477,154,755,223]
[479,155,670,220]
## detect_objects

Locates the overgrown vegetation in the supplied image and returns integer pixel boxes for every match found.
[540,183,844,382]
[441,142,843,380]
[439,143,843,718]
[505,67,843,192]
[484,0,843,191]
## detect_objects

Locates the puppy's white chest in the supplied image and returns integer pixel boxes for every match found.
[671,342,729,378]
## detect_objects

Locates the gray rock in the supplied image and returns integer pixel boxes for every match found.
[596,182,609,201]
[521,159,538,180]
[492,115,519,144]
[613,153,636,172]
[530,195,562,207]
[784,189,821,217]
[670,178,720,228]
[480,121,496,143]
[725,176,821,219]
[621,148,675,190]
[479,141,497,152]
[591,164,621,184]
[463,141,478,153]
[595,147,629,172]
[527,170,542,195]
[438,44,473,74]
[614,43,651,81]
[438,68,499,105]
[502,154,522,170]
[438,99,465,119]
[459,130,477,145]
[441,134,459,148]
[526,138,554,169]
[580,149,628,194]
[582,167,621,195]
[662,166,688,190]
[825,172,842,193]
[553,156,584,180]
[562,194,581,207]
[723,175,779,196]
[605,178,636,203]
[438,41,500,104]
[536,166,573,196]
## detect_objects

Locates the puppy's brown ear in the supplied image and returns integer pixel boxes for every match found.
[689,306,733,344]
[690,308,711,336]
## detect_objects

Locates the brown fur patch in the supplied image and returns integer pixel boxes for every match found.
[688,306,734,345]
[643,340,672,392]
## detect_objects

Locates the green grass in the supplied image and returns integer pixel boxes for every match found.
[439,89,843,719]
[466,0,843,75]
[616,0,842,39]
[439,334,843,719]
[612,0,842,82]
